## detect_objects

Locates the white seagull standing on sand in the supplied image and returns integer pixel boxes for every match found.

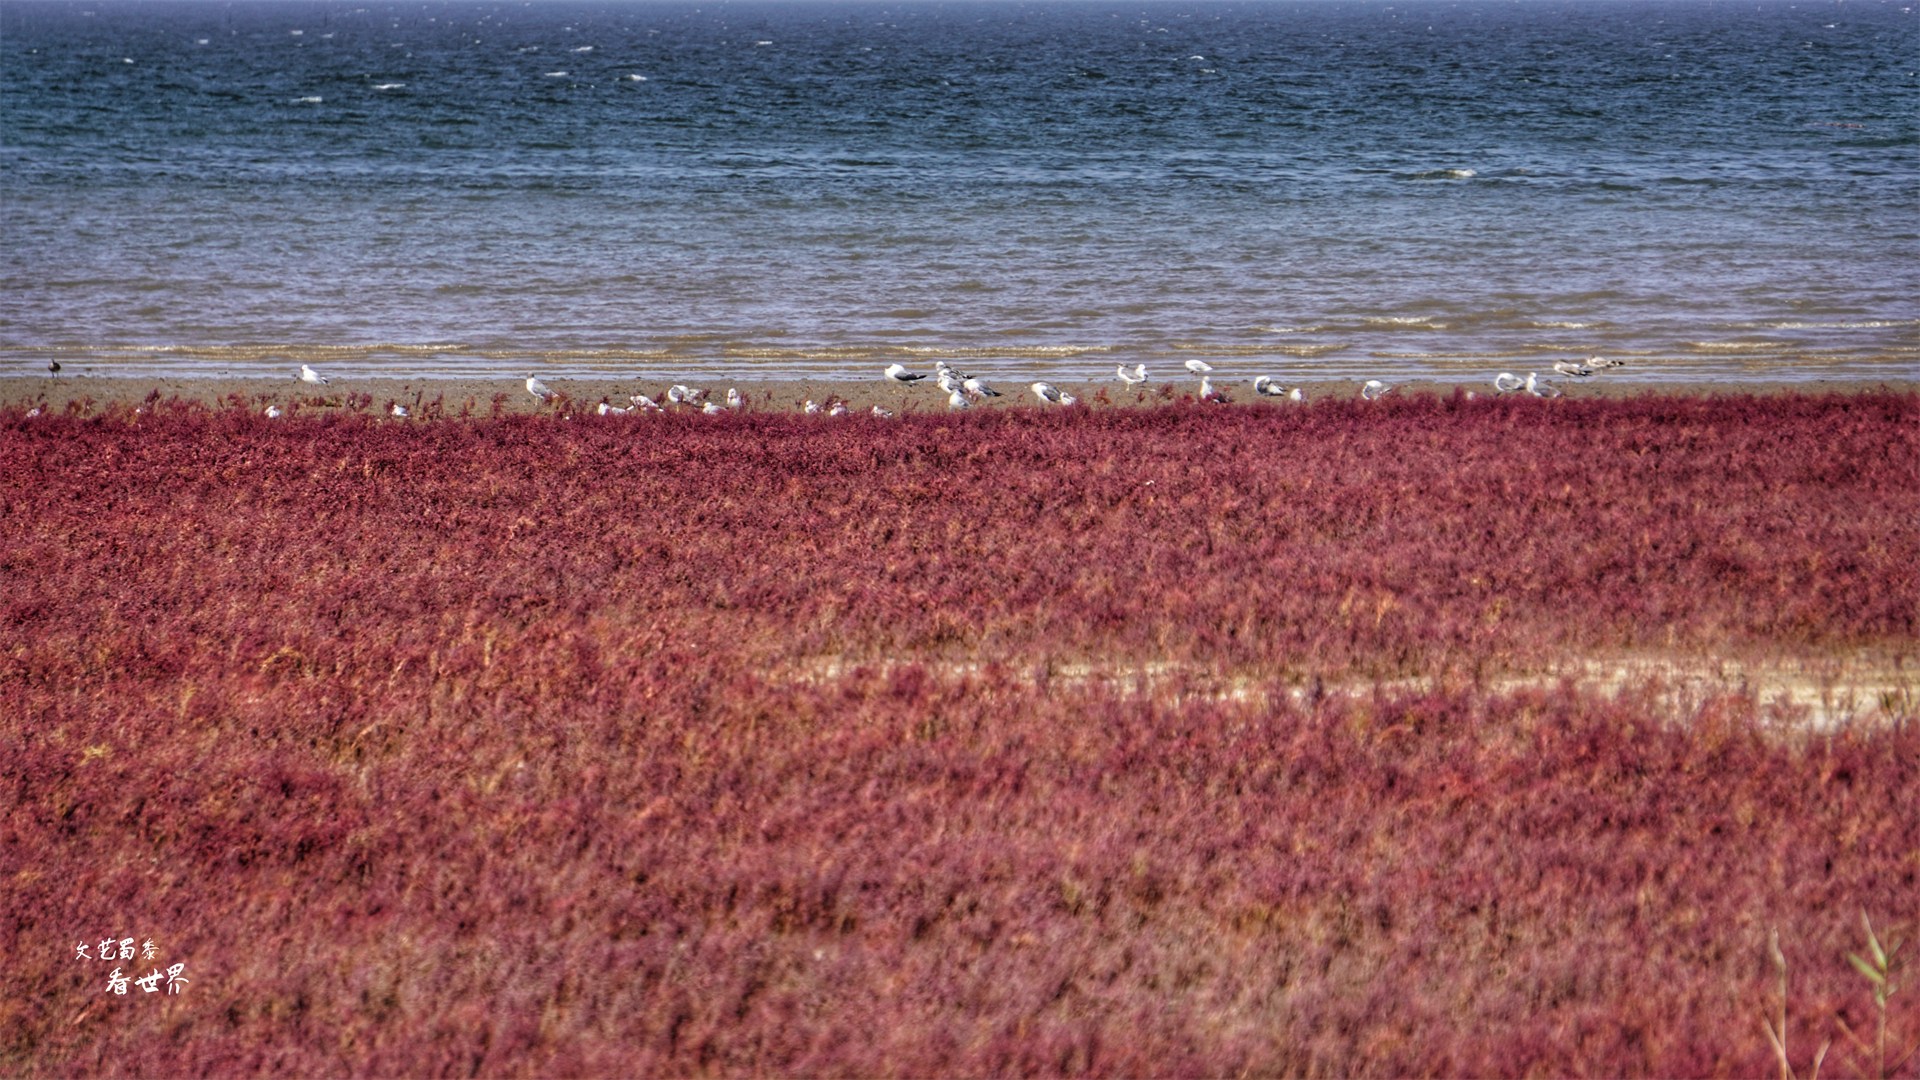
[948,389,971,410]
[804,400,821,415]
[1525,372,1563,398]
[598,402,630,416]
[702,402,727,415]
[526,374,556,403]
[300,364,329,386]
[1031,382,1065,405]
[885,363,927,385]
[963,377,1000,398]
[1117,364,1147,389]
[1184,359,1214,374]
[265,405,283,418]
[726,387,745,410]
[1552,360,1596,378]
[391,403,409,418]
[1493,372,1525,394]
[1361,380,1393,401]
[630,393,663,411]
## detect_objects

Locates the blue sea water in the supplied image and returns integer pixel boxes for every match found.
[2,0,1916,385]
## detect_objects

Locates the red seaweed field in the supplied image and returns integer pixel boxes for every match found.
[3,392,1916,1077]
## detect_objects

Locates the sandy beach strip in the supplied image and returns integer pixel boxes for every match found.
[5,373,1915,416]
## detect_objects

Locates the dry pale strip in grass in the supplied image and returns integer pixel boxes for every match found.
[2,393,1916,1077]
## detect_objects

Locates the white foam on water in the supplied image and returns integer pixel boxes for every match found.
[1363,316,1447,328]
[1686,341,1793,352]
[1753,319,1920,330]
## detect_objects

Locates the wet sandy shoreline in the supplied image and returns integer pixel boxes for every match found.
[5,372,1914,416]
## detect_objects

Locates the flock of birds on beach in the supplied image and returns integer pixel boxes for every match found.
[249,358,1624,419]
[25,356,1622,419]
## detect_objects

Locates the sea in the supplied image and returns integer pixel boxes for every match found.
[2,0,1916,386]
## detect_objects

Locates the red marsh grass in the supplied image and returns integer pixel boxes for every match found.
[3,392,1915,1077]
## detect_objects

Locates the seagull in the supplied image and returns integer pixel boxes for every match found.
[885,363,927,384]
[1584,355,1624,370]
[391,403,409,417]
[1117,364,1147,389]
[526,374,556,403]
[702,402,727,415]
[1198,374,1217,401]
[1031,382,1064,404]
[265,405,283,418]
[726,387,745,410]
[948,389,971,409]
[872,405,894,417]
[1525,372,1562,398]
[963,377,1001,398]
[26,407,41,418]
[804,400,821,415]
[1552,360,1596,378]
[1361,380,1392,400]
[936,372,964,393]
[300,364,329,386]
[1255,377,1303,401]
[1493,372,1525,393]
[1185,359,1214,374]
[1059,391,1079,406]
[630,393,662,411]
[598,401,630,416]
[829,402,849,417]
